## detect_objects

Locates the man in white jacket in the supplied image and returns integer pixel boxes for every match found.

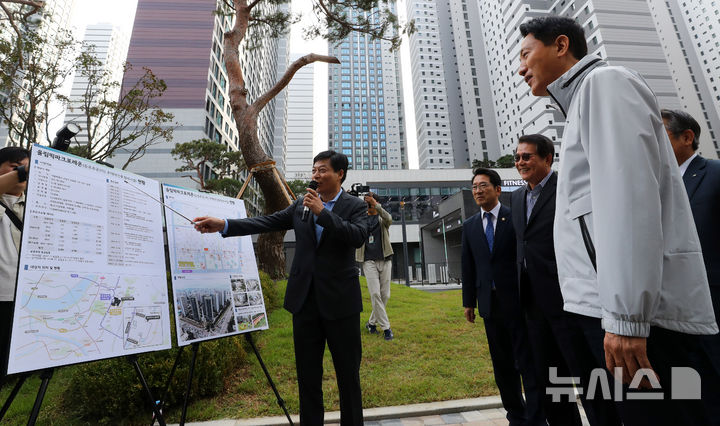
[518,15,717,426]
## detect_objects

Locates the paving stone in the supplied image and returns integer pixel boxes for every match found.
[399,420,424,426]
[379,420,405,426]
[461,421,499,426]
[482,408,507,419]
[416,415,445,425]
[440,413,468,424]
[459,410,485,421]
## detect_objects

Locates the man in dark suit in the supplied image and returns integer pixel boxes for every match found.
[194,150,368,426]
[462,168,545,426]
[662,108,720,424]
[511,134,620,426]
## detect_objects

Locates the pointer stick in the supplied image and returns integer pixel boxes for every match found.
[123,180,196,225]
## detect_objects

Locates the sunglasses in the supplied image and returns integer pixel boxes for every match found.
[513,153,536,162]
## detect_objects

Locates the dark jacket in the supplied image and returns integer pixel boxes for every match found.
[226,190,368,319]
[461,204,521,318]
[684,155,720,287]
[511,172,565,317]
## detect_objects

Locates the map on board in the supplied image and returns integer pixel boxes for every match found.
[162,184,268,346]
[7,145,172,374]
[172,225,240,272]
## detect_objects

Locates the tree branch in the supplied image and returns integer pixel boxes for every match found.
[4,0,44,7]
[1,2,24,67]
[251,53,339,114]
[313,0,396,42]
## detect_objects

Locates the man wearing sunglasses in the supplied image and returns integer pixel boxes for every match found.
[518,15,716,426]
[510,134,593,425]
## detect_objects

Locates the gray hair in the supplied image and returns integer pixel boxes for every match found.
[661,109,700,151]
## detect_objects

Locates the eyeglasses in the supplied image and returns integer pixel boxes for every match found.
[472,183,493,191]
[513,153,536,162]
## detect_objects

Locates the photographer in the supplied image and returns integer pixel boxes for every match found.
[0,146,30,378]
[0,157,28,195]
[355,192,394,341]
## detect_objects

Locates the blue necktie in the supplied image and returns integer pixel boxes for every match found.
[484,212,494,252]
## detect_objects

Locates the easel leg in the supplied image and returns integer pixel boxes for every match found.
[27,368,53,426]
[180,342,200,426]
[129,355,166,426]
[151,346,185,426]
[244,333,294,426]
[0,373,28,421]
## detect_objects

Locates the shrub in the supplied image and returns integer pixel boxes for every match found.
[63,320,246,423]
[259,270,282,312]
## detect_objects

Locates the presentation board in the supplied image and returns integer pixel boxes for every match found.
[162,184,268,347]
[7,145,172,375]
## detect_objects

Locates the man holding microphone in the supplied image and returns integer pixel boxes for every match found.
[194,150,368,426]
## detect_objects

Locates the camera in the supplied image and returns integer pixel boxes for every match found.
[51,123,81,152]
[348,183,370,198]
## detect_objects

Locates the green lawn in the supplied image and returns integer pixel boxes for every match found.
[0,279,497,424]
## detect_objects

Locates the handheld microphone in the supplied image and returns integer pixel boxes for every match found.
[302,181,319,222]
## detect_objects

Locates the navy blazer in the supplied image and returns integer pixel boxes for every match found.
[225,190,368,319]
[684,155,720,286]
[461,204,521,319]
[511,172,565,316]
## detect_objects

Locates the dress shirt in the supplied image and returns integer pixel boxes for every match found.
[525,170,553,223]
[679,153,698,177]
[314,189,343,243]
[481,202,501,236]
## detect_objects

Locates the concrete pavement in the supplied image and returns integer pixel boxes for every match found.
[177,395,590,426]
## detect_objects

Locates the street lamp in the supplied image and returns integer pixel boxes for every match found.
[400,200,410,287]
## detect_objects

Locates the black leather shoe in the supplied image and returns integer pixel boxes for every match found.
[365,321,378,334]
[383,329,394,341]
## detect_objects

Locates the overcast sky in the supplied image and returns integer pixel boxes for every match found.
[73,0,419,169]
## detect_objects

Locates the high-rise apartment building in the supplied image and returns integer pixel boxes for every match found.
[64,23,131,147]
[406,0,501,168]
[273,36,290,175]
[649,0,720,157]
[327,3,408,170]
[284,53,315,180]
[406,0,719,165]
[112,0,288,213]
[476,0,691,160]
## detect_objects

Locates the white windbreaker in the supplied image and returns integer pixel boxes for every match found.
[548,55,718,337]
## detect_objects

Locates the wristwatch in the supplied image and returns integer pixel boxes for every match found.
[14,165,27,183]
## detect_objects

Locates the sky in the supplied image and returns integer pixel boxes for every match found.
[72,0,419,169]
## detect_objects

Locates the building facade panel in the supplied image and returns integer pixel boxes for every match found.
[113,0,287,215]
